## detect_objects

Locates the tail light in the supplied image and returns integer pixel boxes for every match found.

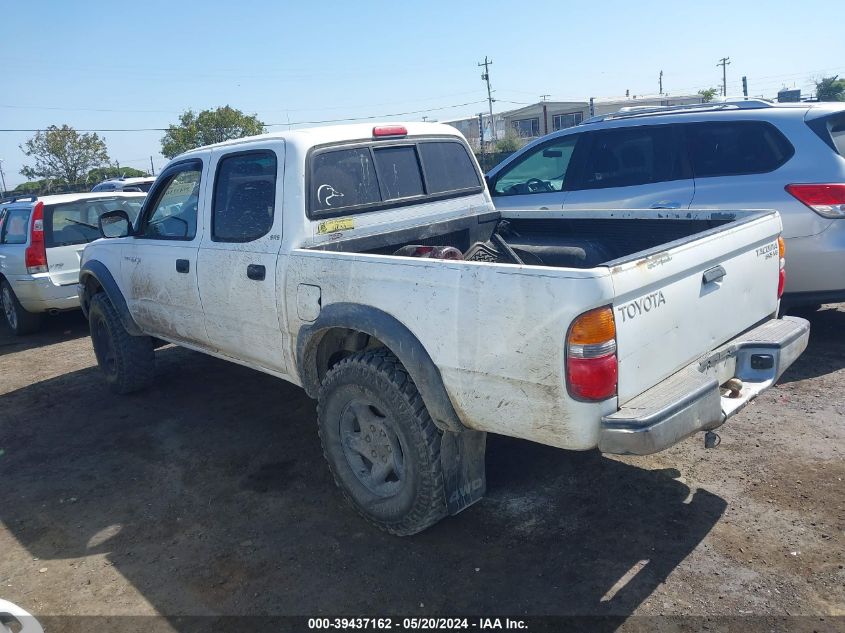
[25,201,47,274]
[785,184,845,218]
[373,125,407,137]
[566,306,618,401]
[777,236,786,299]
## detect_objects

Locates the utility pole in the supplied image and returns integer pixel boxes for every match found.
[540,94,550,101]
[659,70,663,95]
[478,56,496,142]
[421,116,428,122]
[0,159,7,196]
[477,113,486,168]
[717,57,731,96]
[150,156,156,176]
[742,76,748,98]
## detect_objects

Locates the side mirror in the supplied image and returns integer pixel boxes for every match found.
[99,210,133,238]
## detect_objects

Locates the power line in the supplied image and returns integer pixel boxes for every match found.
[0,99,490,133]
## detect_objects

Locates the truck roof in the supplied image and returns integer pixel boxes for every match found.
[176,122,467,158]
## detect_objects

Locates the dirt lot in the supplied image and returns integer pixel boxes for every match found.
[0,306,843,632]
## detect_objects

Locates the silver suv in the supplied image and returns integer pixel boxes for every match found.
[0,192,145,334]
[487,99,845,310]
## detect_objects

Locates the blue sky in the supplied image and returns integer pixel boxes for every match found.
[1,0,843,188]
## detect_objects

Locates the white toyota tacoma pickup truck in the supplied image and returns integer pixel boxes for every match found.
[78,122,809,535]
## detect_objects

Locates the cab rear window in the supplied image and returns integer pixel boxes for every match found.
[309,139,482,217]
[45,198,144,247]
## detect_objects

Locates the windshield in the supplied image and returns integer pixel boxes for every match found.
[44,197,144,247]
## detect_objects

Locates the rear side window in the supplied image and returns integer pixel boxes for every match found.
[685,121,794,178]
[0,208,30,244]
[45,198,144,247]
[418,142,481,194]
[808,112,845,157]
[373,146,424,200]
[212,151,277,242]
[575,125,682,190]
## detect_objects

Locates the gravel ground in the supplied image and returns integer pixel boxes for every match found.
[0,306,843,632]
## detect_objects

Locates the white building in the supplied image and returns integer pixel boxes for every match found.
[444,94,704,148]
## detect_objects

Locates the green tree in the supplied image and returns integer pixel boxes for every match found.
[19,125,110,186]
[87,166,149,183]
[494,129,524,153]
[160,106,266,158]
[815,75,845,102]
[698,87,719,103]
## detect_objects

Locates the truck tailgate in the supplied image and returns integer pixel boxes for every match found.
[611,212,782,404]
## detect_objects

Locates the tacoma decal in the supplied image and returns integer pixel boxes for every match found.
[755,242,778,260]
[616,290,666,323]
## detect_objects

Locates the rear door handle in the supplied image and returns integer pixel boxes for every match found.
[176,259,189,273]
[702,265,727,285]
[650,201,681,209]
[246,264,266,281]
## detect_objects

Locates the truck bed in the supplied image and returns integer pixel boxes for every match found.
[309,208,741,270]
[295,207,782,449]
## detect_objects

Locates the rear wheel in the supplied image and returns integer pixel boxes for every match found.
[1,280,42,335]
[88,293,155,394]
[317,348,447,536]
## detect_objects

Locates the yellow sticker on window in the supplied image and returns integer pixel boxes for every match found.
[317,217,355,235]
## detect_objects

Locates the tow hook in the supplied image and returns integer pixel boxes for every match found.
[704,431,721,449]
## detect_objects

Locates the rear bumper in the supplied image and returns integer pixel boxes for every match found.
[8,275,80,313]
[598,316,810,455]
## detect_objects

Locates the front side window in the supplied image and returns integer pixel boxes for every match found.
[373,146,424,200]
[46,198,144,247]
[685,121,794,177]
[493,136,579,196]
[140,163,202,240]
[212,151,277,242]
[1,208,31,244]
[576,125,681,190]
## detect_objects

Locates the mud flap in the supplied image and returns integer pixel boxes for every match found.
[440,430,487,515]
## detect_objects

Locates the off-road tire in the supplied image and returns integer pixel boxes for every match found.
[1,279,43,335]
[317,348,447,536]
[88,292,155,394]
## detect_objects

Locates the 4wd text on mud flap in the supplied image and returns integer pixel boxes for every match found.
[616,290,667,323]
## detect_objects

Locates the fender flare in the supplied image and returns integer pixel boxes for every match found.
[78,260,144,336]
[296,303,466,433]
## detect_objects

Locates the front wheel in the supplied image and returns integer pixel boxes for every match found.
[88,293,155,394]
[1,280,43,335]
[317,348,447,535]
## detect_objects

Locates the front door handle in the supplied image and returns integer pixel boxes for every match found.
[702,265,727,285]
[246,264,266,281]
[176,259,189,273]
[650,201,682,210]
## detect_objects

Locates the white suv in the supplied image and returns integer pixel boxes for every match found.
[487,100,845,311]
[0,192,145,334]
